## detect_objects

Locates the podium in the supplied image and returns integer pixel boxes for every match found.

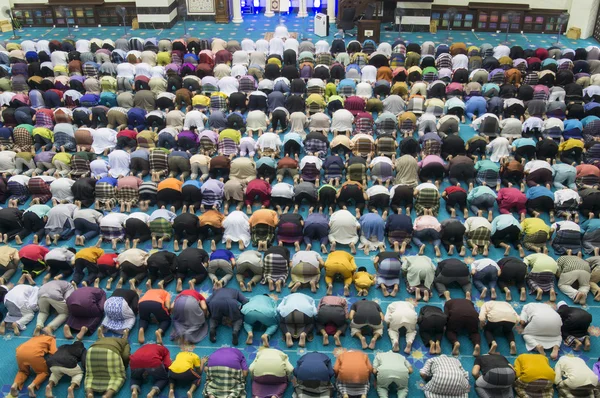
[357,19,381,43]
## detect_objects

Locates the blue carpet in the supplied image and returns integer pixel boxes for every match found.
[0,14,599,398]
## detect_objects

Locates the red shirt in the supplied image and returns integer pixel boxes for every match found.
[444,186,466,195]
[117,129,137,140]
[19,245,49,261]
[130,344,172,370]
[178,289,205,302]
[97,253,118,267]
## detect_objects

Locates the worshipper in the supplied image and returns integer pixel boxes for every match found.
[444,298,482,356]
[520,302,563,360]
[0,284,39,335]
[124,212,152,249]
[328,208,360,253]
[302,209,330,253]
[470,258,500,299]
[551,220,583,256]
[557,301,593,351]
[464,215,492,256]
[418,305,448,355]
[71,246,106,287]
[479,300,520,355]
[248,207,278,250]
[99,289,139,338]
[349,298,385,350]
[175,247,209,292]
[420,355,471,398]
[167,351,204,398]
[385,300,417,354]
[433,258,472,300]
[471,353,516,398]
[129,344,172,398]
[373,351,413,398]
[353,266,375,296]
[17,204,51,245]
[203,348,248,398]
[241,293,279,347]
[402,255,436,301]
[44,203,77,246]
[170,289,208,344]
[235,250,262,292]
[222,209,251,249]
[97,211,129,250]
[206,287,248,345]
[0,207,24,244]
[73,207,103,246]
[412,213,442,257]
[334,350,373,398]
[64,286,106,340]
[288,249,324,293]
[249,348,293,398]
[277,292,317,348]
[43,246,76,283]
[148,208,175,249]
[34,279,73,336]
[581,217,600,256]
[524,252,558,301]
[45,341,87,398]
[554,356,599,398]
[145,250,177,289]
[498,257,528,301]
[9,335,57,397]
[556,255,591,305]
[293,352,334,398]
[115,248,149,290]
[17,244,50,285]
[261,245,290,292]
[0,245,19,285]
[491,213,524,256]
[316,295,347,347]
[413,181,441,216]
[84,337,130,398]
[138,289,171,345]
[513,354,555,398]
[324,250,356,296]
[467,185,497,221]
[374,251,402,297]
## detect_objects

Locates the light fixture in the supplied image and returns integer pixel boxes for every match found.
[314,0,320,8]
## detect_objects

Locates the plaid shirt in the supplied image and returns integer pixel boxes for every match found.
[436,54,453,70]
[420,356,470,398]
[35,112,54,129]
[557,255,591,274]
[315,53,333,66]
[210,95,227,112]
[239,76,256,93]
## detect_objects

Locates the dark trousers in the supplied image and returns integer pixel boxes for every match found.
[446,315,481,346]
[445,191,467,214]
[156,188,183,211]
[483,321,516,347]
[175,262,208,284]
[19,212,45,240]
[303,223,329,246]
[418,315,446,346]
[198,225,224,242]
[34,135,52,151]
[498,262,527,291]
[125,218,152,242]
[46,259,73,278]
[168,369,202,387]
[139,300,171,332]
[491,225,521,248]
[209,316,243,336]
[119,261,147,285]
[130,366,169,392]
[74,218,100,241]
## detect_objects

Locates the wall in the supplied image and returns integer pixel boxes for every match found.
[431,0,572,8]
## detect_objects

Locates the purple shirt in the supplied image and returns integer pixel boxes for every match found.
[206,347,248,370]
[35,151,56,163]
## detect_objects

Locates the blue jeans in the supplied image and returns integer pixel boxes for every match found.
[412,229,441,247]
[473,265,498,292]
[469,194,496,215]
[465,97,487,120]
[157,133,176,150]
[74,218,100,241]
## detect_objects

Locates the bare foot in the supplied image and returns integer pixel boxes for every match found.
[489,341,498,354]
[359,335,368,349]
[549,289,556,302]
[452,342,460,355]
[473,344,480,356]
[510,341,517,355]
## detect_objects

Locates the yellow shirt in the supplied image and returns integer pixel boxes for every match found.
[75,247,105,262]
[520,218,550,235]
[559,138,584,152]
[514,354,555,383]
[0,246,19,265]
[325,251,357,272]
[169,352,201,373]
[353,271,375,289]
[52,152,72,164]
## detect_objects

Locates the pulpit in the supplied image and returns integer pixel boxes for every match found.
[357,19,381,43]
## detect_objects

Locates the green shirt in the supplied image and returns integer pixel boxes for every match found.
[373,351,410,386]
[524,253,558,274]
[25,204,51,218]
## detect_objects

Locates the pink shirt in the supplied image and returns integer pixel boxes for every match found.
[418,154,445,168]
[413,215,441,232]
[117,176,143,189]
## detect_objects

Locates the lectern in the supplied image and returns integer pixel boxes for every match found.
[357,19,381,43]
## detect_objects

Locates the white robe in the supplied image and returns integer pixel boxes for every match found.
[222,210,251,247]
[520,303,563,351]
[328,209,359,245]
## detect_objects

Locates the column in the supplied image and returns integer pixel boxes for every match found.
[327,0,335,23]
[298,0,308,18]
[265,0,274,17]
[567,0,600,39]
[135,0,178,28]
[232,0,243,23]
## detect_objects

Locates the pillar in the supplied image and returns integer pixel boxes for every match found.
[135,0,178,28]
[298,0,308,18]
[265,0,274,17]
[232,0,243,23]
[327,0,335,23]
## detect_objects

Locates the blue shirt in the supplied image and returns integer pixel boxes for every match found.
[491,214,521,235]
[293,352,335,382]
[512,138,536,148]
[467,185,497,201]
[359,212,385,242]
[255,156,277,169]
[210,249,234,262]
[581,218,600,233]
[182,180,203,189]
[526,186,554,200]
[97,176,118,186]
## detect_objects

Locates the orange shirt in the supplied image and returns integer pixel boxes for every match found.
[17,335,57,358]
[157,178,183,192]
[199,209,225,228]
[139,289,171,313]
[248,209,279,228]
[333,351,373,383]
